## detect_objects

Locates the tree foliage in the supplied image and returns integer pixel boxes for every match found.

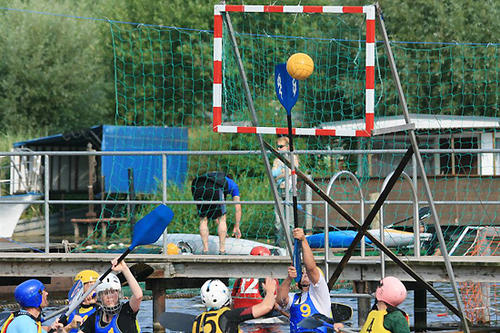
[0,0,496,136]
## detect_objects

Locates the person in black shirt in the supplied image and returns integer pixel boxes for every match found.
[193,277,276,333]
[80,258,142,333]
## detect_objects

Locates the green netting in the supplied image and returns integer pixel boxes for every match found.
[87,14,498,266]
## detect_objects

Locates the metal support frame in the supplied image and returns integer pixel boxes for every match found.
[324,171,365,279]
[375,3,470,330]
[379,170,420,278]
[264,141,463,318]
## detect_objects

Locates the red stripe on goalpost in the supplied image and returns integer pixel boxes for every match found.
[303,6,323,13]
[356,129,371,137]
[225,5,244,12]
[365,113,374,133]
[342,6,364,13]
[213,61,222,84]
[238,127,257,133]
[276,127,296,135]
[213,107,222,129]
[366,20,375,43]
[264,6,284,12]
[366,66,375,89]
[214,15,223,38]
[315,129,336,136]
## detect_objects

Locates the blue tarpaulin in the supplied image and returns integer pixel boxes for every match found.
[101,125,188,193]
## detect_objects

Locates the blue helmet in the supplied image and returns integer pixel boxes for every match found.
[14,279,45,308]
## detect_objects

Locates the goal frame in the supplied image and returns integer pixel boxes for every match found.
[213,5,375,137]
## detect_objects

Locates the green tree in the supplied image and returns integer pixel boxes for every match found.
[0,0,113,133]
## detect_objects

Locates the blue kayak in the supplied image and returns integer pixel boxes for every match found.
[306,230,373,248]
[307,229,432,248]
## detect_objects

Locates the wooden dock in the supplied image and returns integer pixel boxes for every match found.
[0,253,498,282]
[0,253,498,332]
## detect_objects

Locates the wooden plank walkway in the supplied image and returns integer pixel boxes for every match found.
[0,253,498,283]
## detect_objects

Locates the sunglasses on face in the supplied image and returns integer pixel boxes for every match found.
[277,144,287,149]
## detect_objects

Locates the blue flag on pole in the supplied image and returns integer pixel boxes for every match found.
[275,63,299,115]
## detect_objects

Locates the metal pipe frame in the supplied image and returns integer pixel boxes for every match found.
[324,171,366,280]
[375,3,470,330]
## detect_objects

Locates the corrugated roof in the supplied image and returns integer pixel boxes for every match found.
[321,114,500,131]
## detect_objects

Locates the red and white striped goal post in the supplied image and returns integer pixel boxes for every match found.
[213,5,375,137]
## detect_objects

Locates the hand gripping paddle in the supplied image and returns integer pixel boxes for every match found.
[64,204,174,318]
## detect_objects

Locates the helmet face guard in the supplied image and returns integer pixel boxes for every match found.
[95,273,122,315]
[97,288,122,315]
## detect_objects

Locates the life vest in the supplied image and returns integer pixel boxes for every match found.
[231,278,264,309]
[94,310,141,333]
[0,310,42,333]
[360,310,391,333]
[192,307,241,333]
[289,293,331,333]
[360,308,410,333]
[67,304,98,333]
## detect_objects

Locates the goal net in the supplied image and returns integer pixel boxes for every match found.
[453,227,500,324]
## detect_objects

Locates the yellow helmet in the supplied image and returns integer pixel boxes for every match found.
[166,243,180,255]
[74,270,99,284]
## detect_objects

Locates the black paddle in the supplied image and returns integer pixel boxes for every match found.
[158,312,196,332]
[331,302,353,323]
[116,262,154,285]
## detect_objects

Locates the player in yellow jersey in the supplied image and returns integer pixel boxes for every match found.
[360,276,410,333]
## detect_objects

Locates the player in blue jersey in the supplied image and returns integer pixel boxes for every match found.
[191,171,242,255]
[277,228,344,333]
[1,279,63,333]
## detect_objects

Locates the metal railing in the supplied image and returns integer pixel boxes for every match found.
[0,148,498,253]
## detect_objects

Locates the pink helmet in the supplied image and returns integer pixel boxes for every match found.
[375,276,407,307]
[250,246,271,256]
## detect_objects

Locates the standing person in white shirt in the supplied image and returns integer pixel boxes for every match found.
[276,228,343,333]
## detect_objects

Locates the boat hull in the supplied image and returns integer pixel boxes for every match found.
[306,229,432,248]
[0,193,42,238]
[155,233,287,256]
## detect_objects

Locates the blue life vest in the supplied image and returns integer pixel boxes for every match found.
[94,311,121,333]
[67,304,97,333]
[289,293,329,333]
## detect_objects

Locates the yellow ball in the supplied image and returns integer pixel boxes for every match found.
[286,53,314,80]
[166,243,180,255]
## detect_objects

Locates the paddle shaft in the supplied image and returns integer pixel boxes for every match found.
[286,112,302,283]
[263,140,462,318]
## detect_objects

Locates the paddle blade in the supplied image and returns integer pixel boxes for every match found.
[275,63,299,115]
[299,313,334,330]
[130,204,174,249]
[293,239,302,283]
[158,312,196,332]
[331,302,353,322]
[117,263,154,285]
[68,279,84,302]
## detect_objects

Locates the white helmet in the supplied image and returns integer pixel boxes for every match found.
[200,279,230,310]
[96,273,122,315]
